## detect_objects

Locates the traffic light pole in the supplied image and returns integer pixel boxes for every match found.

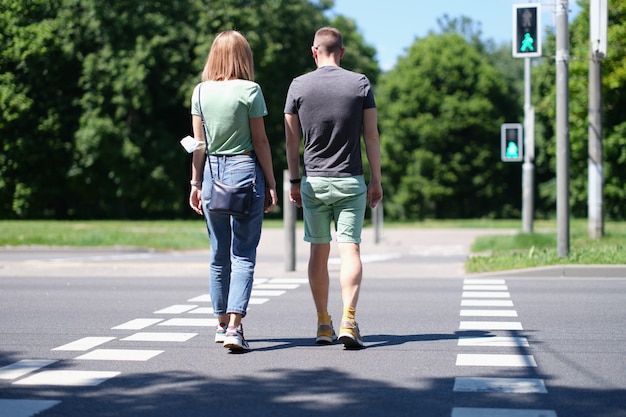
[588,49,603,239]
[588,0,607,239]
[556,0,570,258]
[522,57,535,233]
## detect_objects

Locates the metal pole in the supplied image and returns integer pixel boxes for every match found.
[588,48,604,239]
[283,170,296,271]
[373,203,383,244]
[556,0,570,257]
[522,57,535,233]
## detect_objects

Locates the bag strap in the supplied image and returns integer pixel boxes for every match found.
[197,84,216,180]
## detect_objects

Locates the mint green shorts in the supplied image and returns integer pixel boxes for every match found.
[300,175,367,244]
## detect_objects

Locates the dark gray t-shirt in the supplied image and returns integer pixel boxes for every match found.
[284,66,376,177]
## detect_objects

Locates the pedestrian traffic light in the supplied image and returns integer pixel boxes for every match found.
[501,123,523,162]
[513,4,541,58]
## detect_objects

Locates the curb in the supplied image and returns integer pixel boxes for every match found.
[467,264,626,278]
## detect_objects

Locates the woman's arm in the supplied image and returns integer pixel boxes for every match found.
[189,115,205,215]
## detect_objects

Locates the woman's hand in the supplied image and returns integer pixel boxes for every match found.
[264,187,278,213]
[189,185,203,215]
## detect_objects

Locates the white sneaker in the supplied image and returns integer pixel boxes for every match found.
[215,323,227,343]
[223,326,250,351]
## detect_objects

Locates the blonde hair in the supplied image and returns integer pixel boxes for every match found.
[313,27,343,54]
[202,30,255,81]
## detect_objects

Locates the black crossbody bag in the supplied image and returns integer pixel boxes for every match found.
[198,84,254,217]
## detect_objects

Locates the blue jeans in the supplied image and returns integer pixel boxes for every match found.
[201,154,265,317]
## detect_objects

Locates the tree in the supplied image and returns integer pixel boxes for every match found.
[377,31,521,219]
[533,0,626,220]
[0,0,80,217]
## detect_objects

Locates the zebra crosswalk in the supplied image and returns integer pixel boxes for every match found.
[0,277,307,417]
[451,278,557,417]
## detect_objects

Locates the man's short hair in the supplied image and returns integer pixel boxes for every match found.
[313,27,343,54]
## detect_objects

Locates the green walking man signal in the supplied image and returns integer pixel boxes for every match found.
[513,4,541,58]
[501,123,523,162]
[521,33,535,52]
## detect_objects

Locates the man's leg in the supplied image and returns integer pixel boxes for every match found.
[338,242,363,309]
[337,241,364,348]
[308,242,331,313]
[309,242,336,344]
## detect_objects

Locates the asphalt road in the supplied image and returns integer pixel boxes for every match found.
[1,228,625,417]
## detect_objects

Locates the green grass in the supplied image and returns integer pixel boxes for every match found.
[466,220,626,273]
[0,220,221,250]
[1,219,624,272]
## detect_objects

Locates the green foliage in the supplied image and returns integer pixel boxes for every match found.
[534,0,626,220]
[0,0,378,219]
[2,0,626,222]
[377,31,521,219]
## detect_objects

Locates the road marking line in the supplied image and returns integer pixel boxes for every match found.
[248,298,270,304]
[458,336,529,347]
[459,321,523,330]
[453,377,548,393]
[52,337,116,351]
[462,291,511,298]
[153,305,198,314]
[76,349,163,361]
[0,360,57,380]
[121,332,197,342]
[461,300,514,307]
[13,370,121,386]
[250,289,286,296]
[187,294,211,302]
[464,279,506,285]
[268,278,309,284]
[452,407,556,417]
[463,285,508,291]
[456,354,537,367]
[157,318,218,327]
[460,310,518,317]
[189,307,214,314]
[0,399,61,416]
[253,284,300,290]
[112,318,163,330]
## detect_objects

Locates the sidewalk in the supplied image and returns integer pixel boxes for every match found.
[1,227,623,279]
[255,227,626,279]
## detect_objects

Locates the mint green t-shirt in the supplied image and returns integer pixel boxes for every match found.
[191,80,268,155]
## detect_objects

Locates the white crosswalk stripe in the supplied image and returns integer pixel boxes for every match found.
[75,349,163,361]
[13,370,121,387]
[0,360,57,380]
[453,377,548,393]
[452,407,557,417]
[0,399,61,417]
[52,337,116,351]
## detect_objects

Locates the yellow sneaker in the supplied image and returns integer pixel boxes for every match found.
[338,321,364,349]
[316,321,337,345]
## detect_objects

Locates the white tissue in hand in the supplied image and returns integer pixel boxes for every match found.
[180,135,205,153]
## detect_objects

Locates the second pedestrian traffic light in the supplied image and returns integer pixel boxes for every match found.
[501,123,523,162]
[513,3,541,58]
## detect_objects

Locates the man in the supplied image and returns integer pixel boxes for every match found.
[284,27,383,349]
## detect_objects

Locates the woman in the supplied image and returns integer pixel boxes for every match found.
[189,30,278,352]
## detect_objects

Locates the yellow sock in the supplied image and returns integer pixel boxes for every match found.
[342,306,356,323]
[317,311,331,325]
